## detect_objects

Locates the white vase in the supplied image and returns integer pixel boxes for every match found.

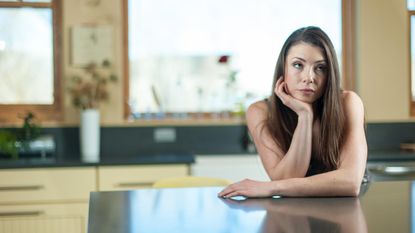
[80,109,100,163]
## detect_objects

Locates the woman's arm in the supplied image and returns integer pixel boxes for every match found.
[274,91,367,196]
[219,91,367,197]
[247,103,313,180]
[248,78,314,180]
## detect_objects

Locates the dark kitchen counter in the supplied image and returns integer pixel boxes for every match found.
[88,180,412,233]
[368,149,415,162]
[1,149,413,169]
[0,153,194,169]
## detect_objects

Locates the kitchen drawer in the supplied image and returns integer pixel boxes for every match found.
[98,164,189,191]
[0,168,96,204]
[0,203,88,233]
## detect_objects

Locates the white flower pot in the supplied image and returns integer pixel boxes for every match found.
[80,109,100,163]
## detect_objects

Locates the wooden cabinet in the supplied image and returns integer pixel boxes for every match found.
[98,164,189,191]
[0,163,190,233]
[0,167,96,233]
[191,154,269,182]
[0,168,95,204]
[0,203,88,233]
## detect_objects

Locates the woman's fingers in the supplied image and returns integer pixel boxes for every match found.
[275,77,312,115]
[274,77,283,95]
[219,182,244,198]
[276,83,291,106]
[218,179,257,198]
[219,180,274,198]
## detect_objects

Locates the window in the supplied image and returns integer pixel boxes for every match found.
[0,0,61,123]
[124,0,355,120]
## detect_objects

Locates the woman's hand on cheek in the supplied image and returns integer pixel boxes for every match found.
[274,77,312,116]
[218,179,273,198]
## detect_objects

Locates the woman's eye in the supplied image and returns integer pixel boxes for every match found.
[316,65,327,73]
[293,63,302,69]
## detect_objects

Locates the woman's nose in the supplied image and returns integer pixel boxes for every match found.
[302,68,315,83]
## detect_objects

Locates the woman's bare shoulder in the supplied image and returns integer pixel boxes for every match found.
[246,100,269,126]
[247,100,268,116]
[341,90,364,119]
[342,91,364,107]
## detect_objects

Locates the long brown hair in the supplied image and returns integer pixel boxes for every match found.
[265,26,345,171]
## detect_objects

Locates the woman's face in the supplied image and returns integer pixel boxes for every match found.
[283,42,328,104]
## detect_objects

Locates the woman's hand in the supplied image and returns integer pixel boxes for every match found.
[218,179,274,198]
[275,77,312,116]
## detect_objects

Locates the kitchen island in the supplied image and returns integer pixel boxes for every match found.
[88,180,412,233]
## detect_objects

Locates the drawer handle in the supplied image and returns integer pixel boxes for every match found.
[0,211,44,217]
[117,182,154,187]
[0,185,44,191]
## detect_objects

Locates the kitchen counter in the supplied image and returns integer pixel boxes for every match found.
[369,149,415,162]
[1,149,413,169]
[0,153,194,169]
[88,180,413,233]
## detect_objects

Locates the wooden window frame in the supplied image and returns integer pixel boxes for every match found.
[122,0,356,120]
[409,11,415,117]
[0,0,62,124]
[342,0,356,91]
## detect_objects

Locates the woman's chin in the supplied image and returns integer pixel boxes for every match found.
[293,95,315,104]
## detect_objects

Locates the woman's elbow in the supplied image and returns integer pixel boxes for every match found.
[343,178,362,197]
[347,184,360,197]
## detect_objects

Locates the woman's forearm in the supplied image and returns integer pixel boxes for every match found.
[267,113,313,180]
[270,168,361,197]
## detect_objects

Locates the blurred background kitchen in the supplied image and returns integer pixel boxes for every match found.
[0,0,415,232]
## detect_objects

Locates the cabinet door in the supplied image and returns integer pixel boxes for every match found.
[191,155,269,182]
[98,164,189,191]
[0,168,96,204]
[0,203,88,233]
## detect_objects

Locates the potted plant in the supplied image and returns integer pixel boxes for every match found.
[0,112,40,159]
[68,60,117,163]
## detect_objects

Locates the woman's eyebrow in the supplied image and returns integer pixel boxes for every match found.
[292,57,306,61]
[292,57,326,63]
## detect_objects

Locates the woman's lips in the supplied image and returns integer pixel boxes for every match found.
[299,88,315,94]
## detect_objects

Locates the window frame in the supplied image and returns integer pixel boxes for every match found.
[409,11,415,117]
[0,0,62,123]
[122,0,356,120]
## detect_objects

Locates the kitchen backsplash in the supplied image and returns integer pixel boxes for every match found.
[1,122,414,160]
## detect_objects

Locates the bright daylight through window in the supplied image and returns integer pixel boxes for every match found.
[0,7,53,104]
[128,0,341,119]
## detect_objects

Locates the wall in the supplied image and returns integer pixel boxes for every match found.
[60,0,412,125]
[357,0,411,122]
[62,0,124,124]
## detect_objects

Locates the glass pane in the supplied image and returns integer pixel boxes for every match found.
[412,16,415,101]
[128,0,341,117]
[409,0,415,10]
[0,8,54,104]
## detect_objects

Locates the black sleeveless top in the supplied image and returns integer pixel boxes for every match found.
[305,158,330,177]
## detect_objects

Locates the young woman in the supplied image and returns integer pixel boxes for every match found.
[219,26,367,198]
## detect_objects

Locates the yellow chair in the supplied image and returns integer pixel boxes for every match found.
[152,176,232,188]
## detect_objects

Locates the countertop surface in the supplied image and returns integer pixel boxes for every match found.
[88,180,413,233]
[368,149,415,161]
[1,149,415,169]
[0,153,195,169]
